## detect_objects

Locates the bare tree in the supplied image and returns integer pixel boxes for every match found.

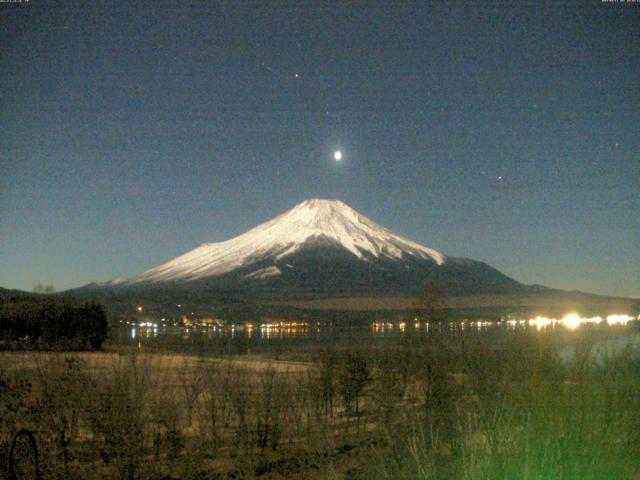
[179,357,206,426]
[337,351,371,417]
[33,283,56,294]
[412,281,447,326]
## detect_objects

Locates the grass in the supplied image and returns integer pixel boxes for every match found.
[378,330,640,479]
[1,324,640,479]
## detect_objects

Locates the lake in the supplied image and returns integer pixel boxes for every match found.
[107,313,639,357]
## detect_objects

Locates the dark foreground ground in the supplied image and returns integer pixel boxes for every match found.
[2,323,640,479]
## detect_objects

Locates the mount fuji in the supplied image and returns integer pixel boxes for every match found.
[133,199,446,283]
[79,199,528,304]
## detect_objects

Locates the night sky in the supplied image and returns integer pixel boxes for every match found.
[1,1,638,297]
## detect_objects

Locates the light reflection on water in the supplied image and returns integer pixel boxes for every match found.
[115,313,638,347]
[121,323,320,343]
[372,313,637,334]
[504,313,635,330]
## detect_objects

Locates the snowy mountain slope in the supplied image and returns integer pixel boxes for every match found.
[67,199,640,312]
[131,199,446,283]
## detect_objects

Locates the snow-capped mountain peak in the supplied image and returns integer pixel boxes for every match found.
[132,199,445,283]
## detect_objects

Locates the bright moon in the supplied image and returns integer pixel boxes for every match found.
[334,150,342,161]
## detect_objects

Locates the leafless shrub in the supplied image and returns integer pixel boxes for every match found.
[254,365,284,453]
[150,394,184,463]
[32,355,91,476]
[178,357,205,427]
[315,348,338,418]
[337,350,371,417]
[0,362,32,447]
[372,350,407,424]
[198,357,222,449]
[82,353,156,479]
[228,367,253,455]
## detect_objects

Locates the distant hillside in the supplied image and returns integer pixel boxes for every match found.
[0,286,40,303]
[270,292,640,314]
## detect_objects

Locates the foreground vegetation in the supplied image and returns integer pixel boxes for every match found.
[1,326,640,479]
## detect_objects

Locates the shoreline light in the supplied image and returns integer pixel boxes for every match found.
[397,313,637,332]
[522,313,635,331]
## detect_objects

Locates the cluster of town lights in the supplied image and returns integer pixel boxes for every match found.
[372,313,637,332]
[511,313,636,331]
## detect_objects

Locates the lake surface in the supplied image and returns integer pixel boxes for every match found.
[107,313,639,357]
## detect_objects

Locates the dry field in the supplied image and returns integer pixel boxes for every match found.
[2,327,640,479]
